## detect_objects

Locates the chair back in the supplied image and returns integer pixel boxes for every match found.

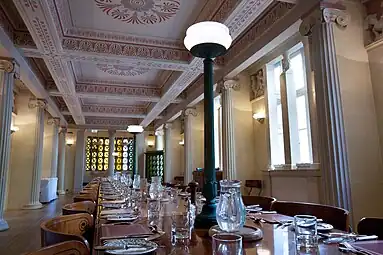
[357,217,383,239]
[271,201,349,231]
[73,194,97,203]
[242,196,276,211]
[62,201,96,217]
[26,241,89,255]
[40,213,93,248]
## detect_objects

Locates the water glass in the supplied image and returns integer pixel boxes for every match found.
[171,210,192,246]
[212,233,243,255]
[133,174,140,190]
[294,215,318,251]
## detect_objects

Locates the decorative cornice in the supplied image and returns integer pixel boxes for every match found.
[85,117,139,126]
[51,96,69,112]
[28,98,47,109]
[183,108,197,117]
[13,31,36,48]
[82,105,147,115]
[61,38,191,62]
[75,83,160,97]
[47,117,60,126]
[299,7,349,36]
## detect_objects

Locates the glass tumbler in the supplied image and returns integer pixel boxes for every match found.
[212,233,243,255]
[294,215,318,251]
[171,210,193,246]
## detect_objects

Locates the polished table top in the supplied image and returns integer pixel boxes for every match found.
[92,195,342,254]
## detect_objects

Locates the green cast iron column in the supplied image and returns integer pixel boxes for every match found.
[194,57,217,228]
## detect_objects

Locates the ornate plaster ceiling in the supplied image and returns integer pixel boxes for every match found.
[2,0,302,130]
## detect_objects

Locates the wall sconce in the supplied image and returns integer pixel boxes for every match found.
[10,125,19,134]
[66,132,75,146]
[147,134,155,148]
[147,140,155,148]
[179,140,184,146]
[91,129,98,133]
[253,112,266,124]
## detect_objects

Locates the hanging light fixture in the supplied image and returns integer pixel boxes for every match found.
[66,132,75,146]
[184,21,232,228]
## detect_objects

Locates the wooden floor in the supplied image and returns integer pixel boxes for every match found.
[0,195,72,255]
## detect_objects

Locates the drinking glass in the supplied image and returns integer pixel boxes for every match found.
[147,198,161,226]
[149,176,163,199]
[212,233,243,255]
[171,205,194,246]
[294,215,318,251]
[133,174,140,190]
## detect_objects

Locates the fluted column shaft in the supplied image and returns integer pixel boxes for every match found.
[300,7,352,210]
[219,79,239,180]
[183,108,197,185]
[0,59,18,230]
[23,99,47,210]
[57,128,66,195]
[48,118,60,178]
[108,130,116,177]
[136,133,145,177]
[164,123,172,183]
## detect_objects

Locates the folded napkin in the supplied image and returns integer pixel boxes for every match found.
[100,208,133,216]
[101,224,151,239]
[351,240,383,255]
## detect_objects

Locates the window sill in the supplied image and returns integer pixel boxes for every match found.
[262,164,321,177]
[263,163,320,171]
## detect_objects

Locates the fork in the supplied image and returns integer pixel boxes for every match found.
[340,242,373,255]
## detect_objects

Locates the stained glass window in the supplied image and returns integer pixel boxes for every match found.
[114,137,134,171]
[86,136,134,172]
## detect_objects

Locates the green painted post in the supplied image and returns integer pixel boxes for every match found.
[194,57,217,228]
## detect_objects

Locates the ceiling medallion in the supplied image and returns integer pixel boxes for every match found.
[94,0,181,25]
[97,64,149,76]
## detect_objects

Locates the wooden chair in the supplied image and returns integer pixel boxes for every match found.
[245,180,263,195]
[73,194,97,203]
[271,201,349,231]
[26,241,89,255]
[62,201,96,217]
[357,217,383,239]
[40,213,94,249]
[242,195,276,210]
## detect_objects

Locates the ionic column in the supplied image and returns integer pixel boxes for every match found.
[218,79,239,180]
[164,123,173,183]
[136,133,146,177]
[0,58,19,230]
[155,129,164,151]
[47,117,60,178]
[183,108,197,185]
[73,130,85,193]
[57,127,66,195]
[300,7,352,210]
[108,130,116,177]
[23,99,47,210]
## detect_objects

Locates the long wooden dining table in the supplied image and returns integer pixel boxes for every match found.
[92,190,343,254]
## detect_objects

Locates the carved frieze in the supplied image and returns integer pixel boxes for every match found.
[250,69,265,101]
[96,64,149,76]
[85,117,139,126]
[363,0,383,46]
[82,105,147,115]
[75,83,160,97]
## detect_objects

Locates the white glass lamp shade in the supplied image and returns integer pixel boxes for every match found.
[184,21,232,58]
[127,125,144,134]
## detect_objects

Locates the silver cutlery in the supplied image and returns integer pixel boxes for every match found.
[340,242,374,255]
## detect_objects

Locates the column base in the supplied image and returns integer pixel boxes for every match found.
[22,202,43,210]
[194,202,217,229]
[0,219,9,231]
[57,190,66,195]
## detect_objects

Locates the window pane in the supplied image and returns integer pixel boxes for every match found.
[296,95,307,130]
[290,53,305,90]
[267,61,285,165]
[299,129,310,163]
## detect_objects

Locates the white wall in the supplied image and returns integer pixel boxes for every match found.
[170,119,183,180]
[334,0,383,224]
[7,92,38,209]
[232,74,258,192]
[192,102,204,171]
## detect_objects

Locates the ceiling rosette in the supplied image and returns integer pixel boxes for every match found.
[94,0,181,25]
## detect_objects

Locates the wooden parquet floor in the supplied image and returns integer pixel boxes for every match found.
[0,195,72,255]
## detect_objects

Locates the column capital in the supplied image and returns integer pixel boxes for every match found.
[164,123,172,129]
[0,58,19,79]
[155,129,164,136]
[218,78,240,93]
[59,127,67,134]
[28,99,47,110]
[47,117,60,126]
[299,7,349,36]
[183,107,198,117]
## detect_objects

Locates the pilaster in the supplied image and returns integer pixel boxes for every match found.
[57,127,67,195]
[47,117,60,178]
[164,123,173,183]
[108,130,116,177]
[183,108,198,184]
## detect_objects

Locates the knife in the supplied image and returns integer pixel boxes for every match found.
[100,233,152,241]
